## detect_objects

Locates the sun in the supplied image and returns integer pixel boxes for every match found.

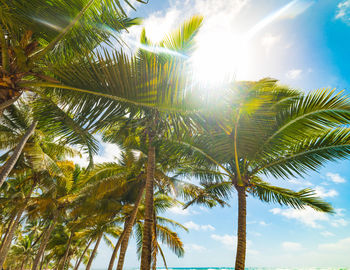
[189,31,253,87]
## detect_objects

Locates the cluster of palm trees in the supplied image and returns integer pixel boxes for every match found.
[2,1,350,270]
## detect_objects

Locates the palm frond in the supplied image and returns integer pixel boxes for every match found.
[250,178,333,213]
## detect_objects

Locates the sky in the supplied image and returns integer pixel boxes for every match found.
[87,0,350,268]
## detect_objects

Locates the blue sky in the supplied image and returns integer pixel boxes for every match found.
[88,0,350,268]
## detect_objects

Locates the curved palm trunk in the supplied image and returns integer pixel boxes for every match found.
[116,185,145,270]
[32,215,57,270]
[107,224,127,270]
[0,185,34,268]
[58,231,74,270]
[85,233,103,270]
[73,238,93,270]
[140,133,156,270]
[235,186,247,270]
[0,121,37,188]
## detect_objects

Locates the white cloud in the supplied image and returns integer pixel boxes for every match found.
[314,186,338,198]
[326,172,346,183]
[287,178,312,186]
[259,221,269,226]
[270,207,329,228]
[184,243,206,252]
[331,218,348,228]
[70,140,121,167]
[335,1,350,24]
[335,208,346,217]
[211,234,237,249]
[168,206,191,215]
[211,234,257,254]
[286,69,302,79]
[318,237,350,252]
[282,241,302,252]
[271,206,348,229]
[184,221,215,231]
[321,231,335,237]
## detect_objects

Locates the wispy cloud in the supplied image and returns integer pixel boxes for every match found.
[287,178,312,186]
[326,172,347,183]
[335,1,350,24]
[184,221,215,231]
[211,234,237,249]
[270,207,329,228]
[318,237,350,252]
[321,231,335,237]
[286,69,302,79]
[168,206,191,215]
[314,186,338,198]
[184,243,206,252]
[271,207,348,229]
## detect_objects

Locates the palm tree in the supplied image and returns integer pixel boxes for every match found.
[28,161,85,270]
[43,12,205,265]
[0,0,141,110]
[132,193,188,270]
[0,0,142,188]
[168,79,350,269]
[7,234,36,270]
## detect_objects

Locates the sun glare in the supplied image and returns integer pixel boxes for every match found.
[190,31,252,86]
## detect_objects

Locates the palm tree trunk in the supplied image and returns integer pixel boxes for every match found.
[151,211,157,270]
[58,231,74,270]
[116,185,145,270]
[140,132,155,270]
[0,212,16,247]
[32,215,57,270]
[0,209,23,267]
[73,238,93,270]
[107,225,126,270]
[0,121,37,188]
[0,185,35,268]
[39,251,46,270]
[234,185,247,270]
[85,233,103,270]
[0,26,9,73]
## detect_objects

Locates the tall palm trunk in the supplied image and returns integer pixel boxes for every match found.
[0,121,37,188]
[0,185,35,268]
[0,210,23,267]
[151,211,157,270]
[140,132,156,270]
[107,226,125,270]
[116,184,145,270]
[73,238,93,270]
[59,231,74,270]
[235,185,247,270]
[85,233,103,270]
[0,212,16,247]
[32,215,57,270]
